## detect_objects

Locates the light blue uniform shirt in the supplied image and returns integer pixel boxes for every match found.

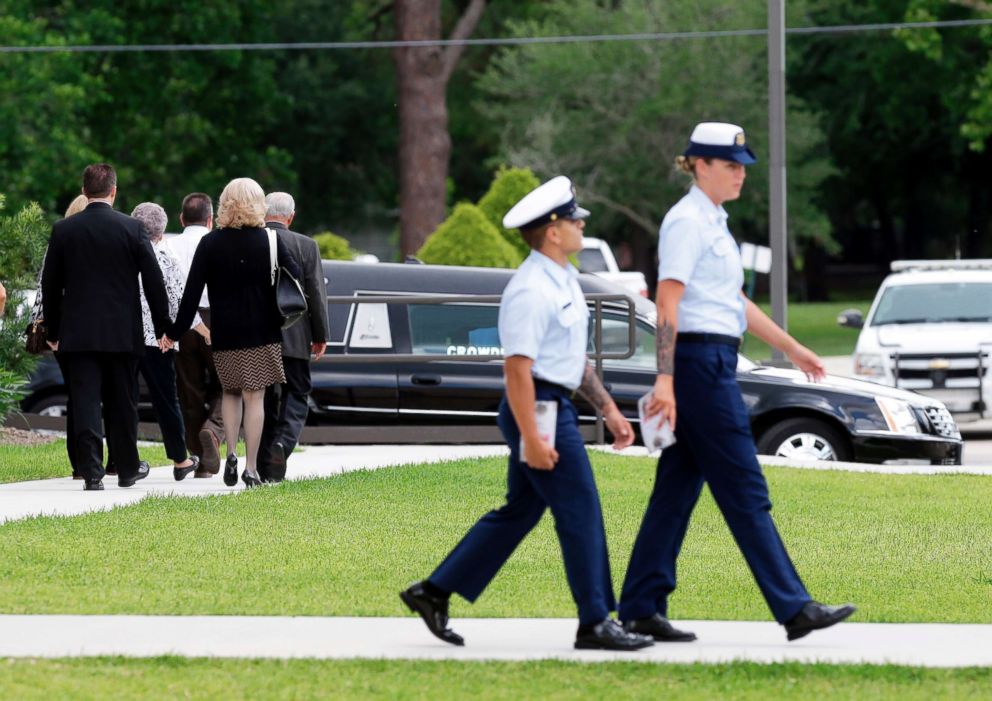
[499,250,589,390]
[657,185,747,336]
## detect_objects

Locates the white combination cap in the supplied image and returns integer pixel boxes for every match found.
[684,122,757,164]
[502,175,590,230]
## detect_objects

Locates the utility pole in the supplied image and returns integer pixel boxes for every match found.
[768,0,788,363]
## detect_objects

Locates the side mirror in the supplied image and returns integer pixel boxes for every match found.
[837,309,864,330]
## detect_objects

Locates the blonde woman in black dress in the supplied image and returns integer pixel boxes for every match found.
[164,178,298,488]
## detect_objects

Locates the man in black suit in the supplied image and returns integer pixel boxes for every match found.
[42,163,171,490]
[256,192,329,483]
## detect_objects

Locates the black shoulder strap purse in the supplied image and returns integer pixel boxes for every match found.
[266,228,308,330]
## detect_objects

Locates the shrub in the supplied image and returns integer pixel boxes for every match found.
[0,368,25,423]
[0,195,49,391]
[417,203,522,268]
[477,166,540,260]
[313,231,359,261]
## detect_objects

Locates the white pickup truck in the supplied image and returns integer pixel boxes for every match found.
[839,259,992,422]
[577,237,649,298]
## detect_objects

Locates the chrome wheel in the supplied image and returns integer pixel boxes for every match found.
[772,432,837,461]
[37,404,68,417]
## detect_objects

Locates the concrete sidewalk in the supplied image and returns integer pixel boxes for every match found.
[0,614,989,667]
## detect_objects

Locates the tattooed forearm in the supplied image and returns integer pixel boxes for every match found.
[578,364,613,412]
[656,319,675,375]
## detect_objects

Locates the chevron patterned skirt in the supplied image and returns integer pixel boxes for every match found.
[213,343,286,391]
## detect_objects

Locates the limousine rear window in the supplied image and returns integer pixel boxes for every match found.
[409,304,504,357]
[348,303,393,349]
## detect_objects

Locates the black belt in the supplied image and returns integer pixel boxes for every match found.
[677,332,741,348]
[533,378,577,398]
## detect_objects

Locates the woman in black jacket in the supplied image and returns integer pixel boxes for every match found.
[166,177,299,488]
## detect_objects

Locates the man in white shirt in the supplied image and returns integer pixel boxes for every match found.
[167,192,224,476]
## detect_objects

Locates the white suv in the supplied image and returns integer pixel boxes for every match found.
[840,259,992,421]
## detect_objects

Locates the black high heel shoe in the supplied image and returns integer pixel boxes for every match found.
[173,455,200,482]
[223,454,239,487]
[241,470,262,489]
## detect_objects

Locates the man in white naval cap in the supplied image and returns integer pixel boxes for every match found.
[401,175,653,651]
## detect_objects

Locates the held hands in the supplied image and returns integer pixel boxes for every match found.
[604,407,635,451]
[311,342,327,360]
[158,335,175,353]
[47,340,58,352]
[787,343,826,382]
[644,374,677,432]
[193,322,211,346]
[523,436,558,471]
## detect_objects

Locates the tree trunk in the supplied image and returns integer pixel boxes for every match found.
[394,0,485,257]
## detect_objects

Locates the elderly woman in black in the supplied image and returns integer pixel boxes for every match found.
[131,202,205,480]
[164,178,298,488]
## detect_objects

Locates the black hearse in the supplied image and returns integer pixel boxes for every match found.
[22,260,963,464]
[308,260,962,465]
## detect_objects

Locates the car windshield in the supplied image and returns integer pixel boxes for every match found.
[870,282,992,325]
[577,248,609,273]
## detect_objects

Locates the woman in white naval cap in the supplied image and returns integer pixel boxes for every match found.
[618,123,856,642]
[401,176,653,652]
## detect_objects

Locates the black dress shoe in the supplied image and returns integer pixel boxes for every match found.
[400,582,464,646]
[83,478,104,491]
[785,601,857,641]
[575,618,654,651]
[118,461,151,488]
[268,442,287,482]
[223,454,239,487]
[623,613,697,642]
[199,429,221,473]
[241,470,262,489]
[173,455,200,482]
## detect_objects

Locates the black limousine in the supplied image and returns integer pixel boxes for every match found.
[22,260,963,465]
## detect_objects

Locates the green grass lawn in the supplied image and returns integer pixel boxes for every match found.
[742,300,868,361]
[0,454,989,623]
[0,440,170,484]
[2,659,991,701]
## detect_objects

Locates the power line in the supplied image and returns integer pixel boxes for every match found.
[2,17,992,54]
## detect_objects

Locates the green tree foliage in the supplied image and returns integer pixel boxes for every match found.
[477,0,835,274]
[477,166,540,259]
[790,0,992,262]
[0,194,50,383]
[0,5,99,216]
[417,203,522,268]
[2,1,295,221]
[897,0,992,151]
[313,232,359,261]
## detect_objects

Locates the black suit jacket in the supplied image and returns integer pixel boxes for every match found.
[42,202,170,355]
[266,222,330,360]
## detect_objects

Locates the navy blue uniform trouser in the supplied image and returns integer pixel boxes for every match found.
[619,342,810,624]
[430,386,616,626]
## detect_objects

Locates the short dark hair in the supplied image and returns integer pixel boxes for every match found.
[82,163,117,198]
[520,222,552,250]
[181,192,213,226]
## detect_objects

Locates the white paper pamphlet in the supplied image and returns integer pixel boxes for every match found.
[520,400,557,460]
[638,391,676,453]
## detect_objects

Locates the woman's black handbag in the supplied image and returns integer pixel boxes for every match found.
[266,228,308,329]
[24,318,48,355]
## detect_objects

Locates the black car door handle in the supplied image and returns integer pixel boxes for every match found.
[411,374,442,386]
